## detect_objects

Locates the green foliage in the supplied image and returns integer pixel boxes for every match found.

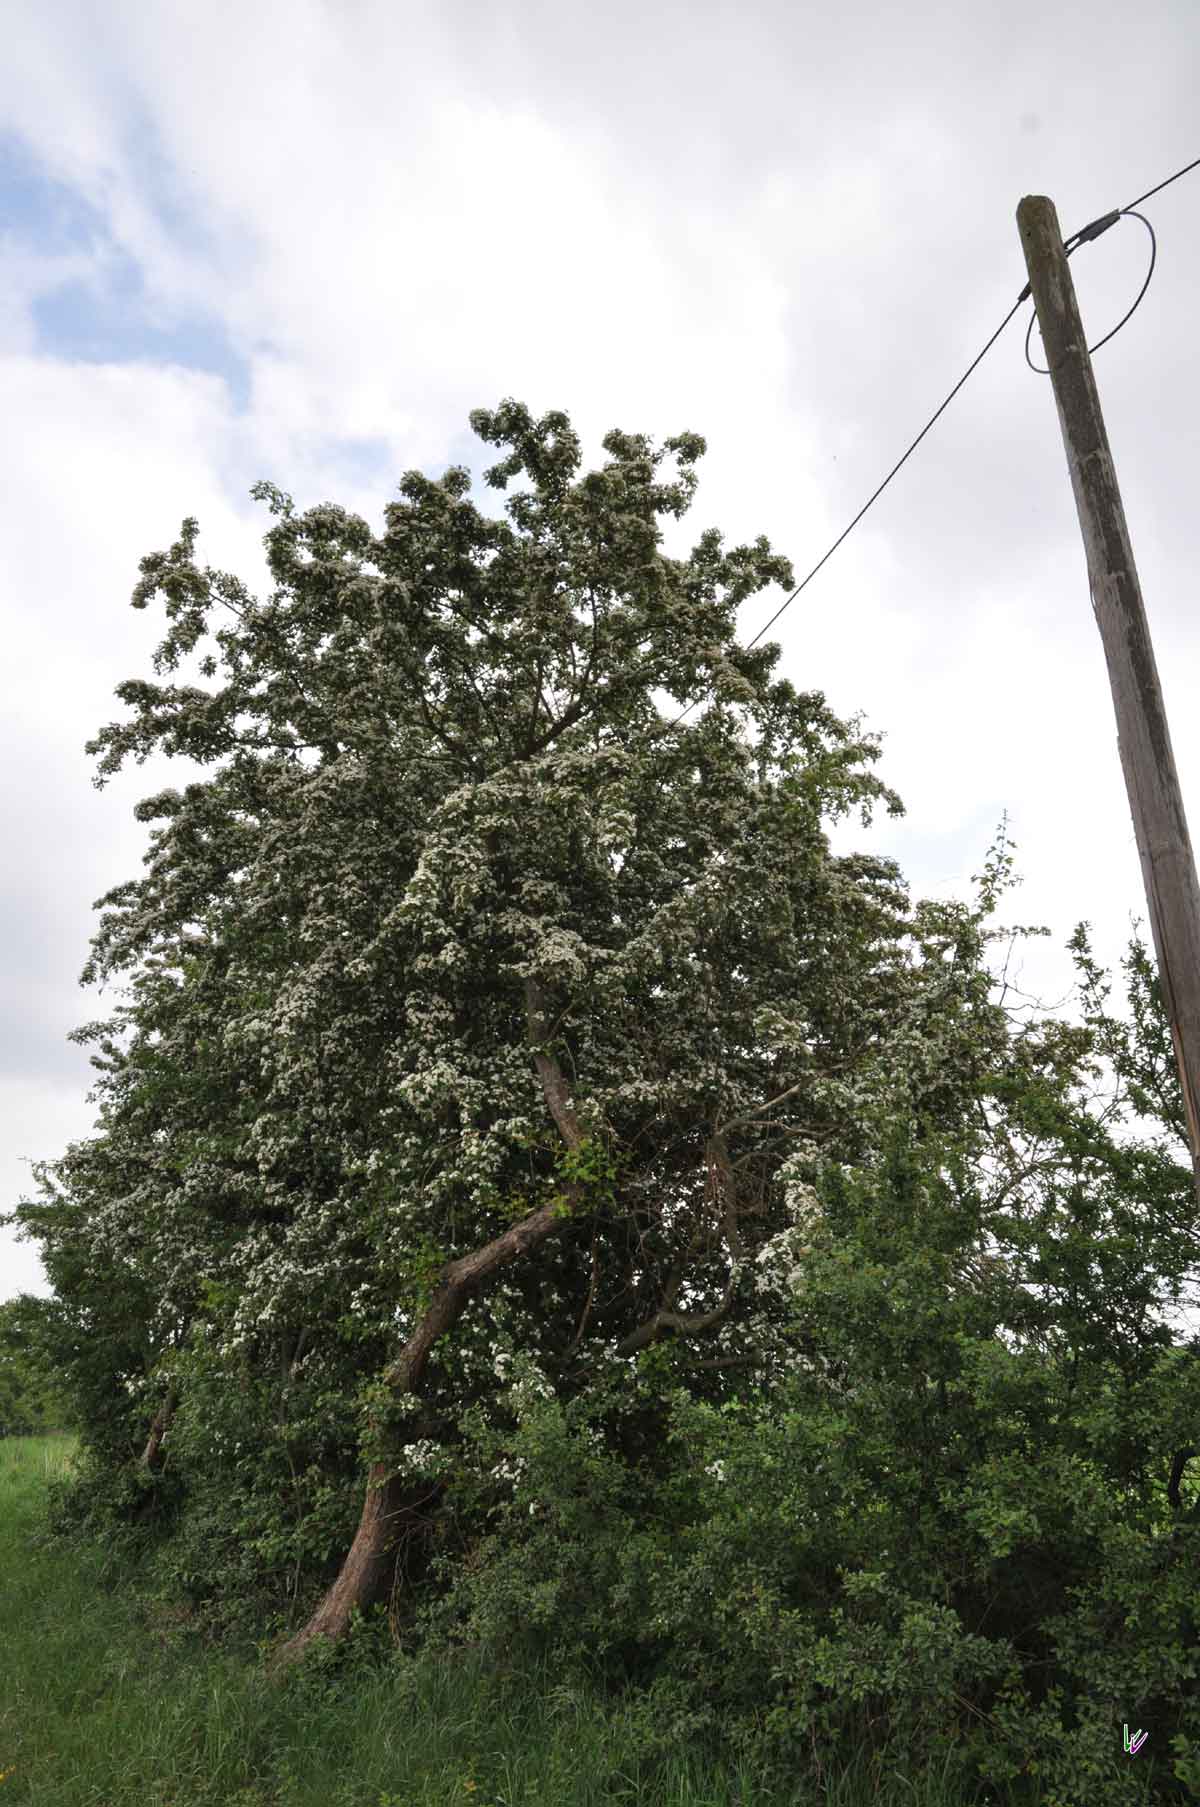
[553,1132,621,1219]
[392,1230,457,1320]
[4,1433,1019,1805]
[132,1337,367,1642]
[490,1133,621,1227]
[410,1125,1200,1804]
[0,1295,74,1436]
[10,399,1200,1802]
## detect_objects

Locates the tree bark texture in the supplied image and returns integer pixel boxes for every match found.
[140,1386,177,1471]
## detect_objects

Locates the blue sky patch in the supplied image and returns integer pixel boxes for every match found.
[2,126,254,411]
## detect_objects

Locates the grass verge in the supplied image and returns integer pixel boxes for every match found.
[0,1433,1134,1805]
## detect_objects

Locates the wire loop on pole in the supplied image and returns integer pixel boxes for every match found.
[1024,210,1157,374]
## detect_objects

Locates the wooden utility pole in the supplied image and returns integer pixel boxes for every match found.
[1017,194,1200,1195]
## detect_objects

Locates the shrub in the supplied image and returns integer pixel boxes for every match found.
[407,1129,1200,1804]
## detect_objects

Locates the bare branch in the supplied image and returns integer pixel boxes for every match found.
[525,978,587,1151]
[716,1077,810,1138]
[565,1235,601,1358]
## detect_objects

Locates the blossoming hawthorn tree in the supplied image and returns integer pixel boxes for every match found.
[14,400,1037,1668]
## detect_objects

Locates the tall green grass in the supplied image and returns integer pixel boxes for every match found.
[0,1433,1131,1805]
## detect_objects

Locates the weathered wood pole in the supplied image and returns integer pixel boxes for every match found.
[1017,194,1200,1194]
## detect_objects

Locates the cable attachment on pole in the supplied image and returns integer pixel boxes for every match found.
[1064,208,1122,250]
[1016,209,1123,303]
[1023,209,1157,373]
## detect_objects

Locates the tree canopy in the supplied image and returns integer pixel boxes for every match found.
[8,399,1200,1802]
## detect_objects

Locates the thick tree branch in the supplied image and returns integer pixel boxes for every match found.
[528,686,590,756]
[140,1386,178,1471]
[716,1077,810,1137]
[380,1156,583,1401]
[525,977,587,1151]
[284,1326,312,1382]
[1168,1447,1197,1514]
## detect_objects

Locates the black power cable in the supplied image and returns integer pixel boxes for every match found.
[646,152,1200,744]
[1024,210,1154,373]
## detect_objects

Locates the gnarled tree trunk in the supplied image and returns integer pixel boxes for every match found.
[274,1466,446,1656]
[140,1385,177,1471]
[268,978,587,1674]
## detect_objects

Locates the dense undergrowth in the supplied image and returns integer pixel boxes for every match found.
[10,1138,1200,1807]
[25,1115,1200,1803]
[0,1433,1081,1805]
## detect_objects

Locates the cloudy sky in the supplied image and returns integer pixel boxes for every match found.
[3,0,1199,1304]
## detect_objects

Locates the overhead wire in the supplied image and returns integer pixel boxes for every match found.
[646,151,1200,744]
[1023,210,1155,372]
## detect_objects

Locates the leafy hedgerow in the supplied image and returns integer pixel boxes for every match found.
[7,398,1200,1802]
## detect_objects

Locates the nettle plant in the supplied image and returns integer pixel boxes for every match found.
[21,397,1178,1750]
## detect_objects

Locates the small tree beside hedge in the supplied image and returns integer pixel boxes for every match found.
[0,1294,74,1437]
